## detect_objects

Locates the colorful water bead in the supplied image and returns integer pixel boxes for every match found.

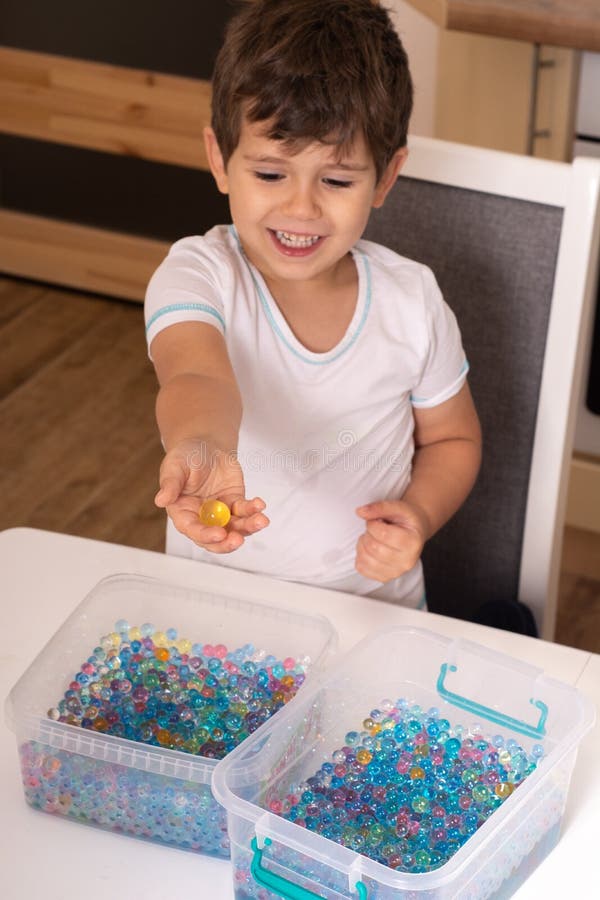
[48,622,310,761]
[199,499,231,527]
[277,701,544,875]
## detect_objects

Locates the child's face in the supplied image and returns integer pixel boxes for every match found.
[204,117,406,293]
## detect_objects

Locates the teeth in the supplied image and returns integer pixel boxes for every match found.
[275,230,320,248]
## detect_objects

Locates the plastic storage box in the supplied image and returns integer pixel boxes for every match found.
[5,573,337,857]
[212,626,595,899]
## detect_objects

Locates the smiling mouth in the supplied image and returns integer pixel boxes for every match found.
[272,230,322,248]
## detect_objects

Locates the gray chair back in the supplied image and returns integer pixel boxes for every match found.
[364,177,563,620]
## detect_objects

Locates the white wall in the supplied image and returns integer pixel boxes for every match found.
[387,0,439,137]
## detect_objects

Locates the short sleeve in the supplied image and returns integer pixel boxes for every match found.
[144,235,227,359]
[410,267,469,408]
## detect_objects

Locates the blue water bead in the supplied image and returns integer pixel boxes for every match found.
[393,722,408,742]
[444,737,461,757]
[531,743,545,760]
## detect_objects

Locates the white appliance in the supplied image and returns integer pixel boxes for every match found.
[573,51,600,456]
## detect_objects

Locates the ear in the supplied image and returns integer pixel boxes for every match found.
[203,126,229,194]
[372,147,408,209]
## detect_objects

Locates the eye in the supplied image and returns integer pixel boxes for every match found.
[323,177,353,189]
[254,171,284,182]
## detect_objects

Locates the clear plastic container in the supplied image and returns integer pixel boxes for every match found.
[212,626,595,899]
[5,573,337,857]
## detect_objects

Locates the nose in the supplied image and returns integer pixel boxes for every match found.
[281,179,321,220]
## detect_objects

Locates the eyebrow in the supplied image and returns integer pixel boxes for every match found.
[242,154,371,172]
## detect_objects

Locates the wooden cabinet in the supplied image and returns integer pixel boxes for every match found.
[434,31,579,162]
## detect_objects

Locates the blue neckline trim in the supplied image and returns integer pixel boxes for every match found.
[146,302,226,334]
[230,225,371,366]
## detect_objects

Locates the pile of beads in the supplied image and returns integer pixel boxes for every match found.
[20,740,227,854]
[18,621,312,856]
[47,620,310,759]
[275,699,544,874]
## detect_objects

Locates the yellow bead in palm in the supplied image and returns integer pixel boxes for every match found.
[199,499,231,527]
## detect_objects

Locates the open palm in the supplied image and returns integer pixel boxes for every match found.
[155,439,268,553]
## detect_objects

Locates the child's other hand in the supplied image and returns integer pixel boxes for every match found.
[154,439,269,553]
[354,500,429,583]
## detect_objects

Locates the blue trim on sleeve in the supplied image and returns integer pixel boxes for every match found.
[145,303,226,334]
[410,359,469,404]
[229,225,370,366]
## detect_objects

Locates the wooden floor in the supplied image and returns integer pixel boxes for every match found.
[1,275,599,653]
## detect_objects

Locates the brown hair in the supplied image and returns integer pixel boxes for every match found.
[210,0,413,181]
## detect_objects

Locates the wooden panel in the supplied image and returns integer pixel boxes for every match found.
[0,46,212,169]
[435,31,532,154]
[434,32,578,161]
[566,453,600,534]
[404,0,600,52]
[0,208,168,301]
[533,47,580,162]
[562,525,600,581]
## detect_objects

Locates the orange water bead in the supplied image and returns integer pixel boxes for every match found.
[156,728,172,746]
[409,766,426,780]
[362,717,381,735]
[199,499,231,527]
[154,646,170,662]
[356,748,373,766]
[495,782,514,799]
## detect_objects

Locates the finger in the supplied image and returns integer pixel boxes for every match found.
[355,543,393,582]
[198,532,246,554]
[228,510,270,536]
[155,474,186,507]
[364,518,407,549]
[358,531,399,565]
[230,496,267,517]
[355,533,416,581]
[170,510,245,553]
[356,501,399,522]
[156,454,189,506]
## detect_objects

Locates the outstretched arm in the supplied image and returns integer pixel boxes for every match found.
[151,321,269,552]
[355,382,481,582]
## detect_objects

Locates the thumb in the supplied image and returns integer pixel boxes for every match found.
[356,500,399,522]
[155,457,188,507]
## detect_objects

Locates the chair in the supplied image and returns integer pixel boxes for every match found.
[364,137,600,640]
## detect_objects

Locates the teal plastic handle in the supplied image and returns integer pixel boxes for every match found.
[437,663,548,739]
[250,837,368,900]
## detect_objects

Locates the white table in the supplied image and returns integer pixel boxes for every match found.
[1,527,598,899]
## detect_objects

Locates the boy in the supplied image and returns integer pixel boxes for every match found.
[145,0,481,609]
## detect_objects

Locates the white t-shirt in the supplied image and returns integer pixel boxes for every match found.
[145,225,468,607]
